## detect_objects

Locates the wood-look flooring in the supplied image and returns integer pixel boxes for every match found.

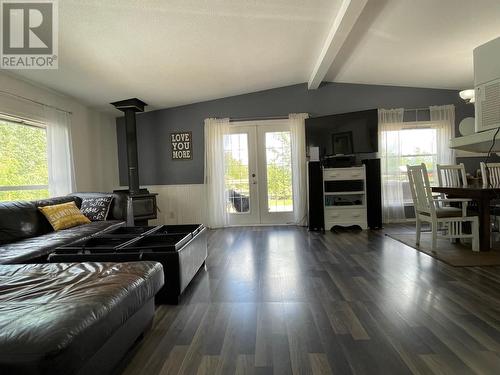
[119,225,500,375]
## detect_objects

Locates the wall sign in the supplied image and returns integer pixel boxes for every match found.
[171,131,192,160]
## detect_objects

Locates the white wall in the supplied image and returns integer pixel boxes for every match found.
[0,72,119,192]
[114,184,206,225]
[150,184,205,225]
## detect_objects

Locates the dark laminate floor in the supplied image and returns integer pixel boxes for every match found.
[120,226,500,375]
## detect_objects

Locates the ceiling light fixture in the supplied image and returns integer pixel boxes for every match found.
[459,89,475,103]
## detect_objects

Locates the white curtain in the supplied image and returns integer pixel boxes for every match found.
[378,106,456,223]
[289,113,309,226]
[430,104,455,164]
[204,117,230,228]
[378,108,406,223]
[44,106,75,196]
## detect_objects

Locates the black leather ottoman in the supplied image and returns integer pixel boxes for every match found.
[49,225,208,304]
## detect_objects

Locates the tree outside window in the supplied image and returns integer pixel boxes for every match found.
[0,119,49,202]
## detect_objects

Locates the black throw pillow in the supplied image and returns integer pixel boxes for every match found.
[80,196,113,221]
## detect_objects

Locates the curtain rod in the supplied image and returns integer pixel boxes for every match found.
[230,109,431,122]
[230,115,289,122]
[404,107,430,112]
[0,89,73,115]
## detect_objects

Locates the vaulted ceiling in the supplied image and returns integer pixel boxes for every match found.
[7,0,500,113]
[326,0,500,89]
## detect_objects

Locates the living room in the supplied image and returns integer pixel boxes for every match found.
[0,1,500,374]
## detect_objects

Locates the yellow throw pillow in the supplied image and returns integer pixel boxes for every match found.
[38,201,91,231]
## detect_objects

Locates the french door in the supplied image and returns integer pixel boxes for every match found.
[224,120,295,225]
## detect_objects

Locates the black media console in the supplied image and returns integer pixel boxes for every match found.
[308,158,382,231]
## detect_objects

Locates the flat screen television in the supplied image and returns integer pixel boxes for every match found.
[305,109,378,157]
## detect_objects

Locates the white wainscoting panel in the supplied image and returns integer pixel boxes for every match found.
[144,184,206,225]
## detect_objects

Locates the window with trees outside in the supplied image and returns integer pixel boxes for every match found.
[0,117,49,202]
[383,126,438,204]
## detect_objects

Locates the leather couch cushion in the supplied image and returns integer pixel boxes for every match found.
[0,220,123,264]
[0,200,40,244]
[0,196,76,245]
[0,261,164,375]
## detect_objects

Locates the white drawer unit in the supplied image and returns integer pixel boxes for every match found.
[323,166,368,230]
[323,167,365,181]
[325,207,365,221]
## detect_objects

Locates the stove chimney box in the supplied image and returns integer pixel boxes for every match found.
[111,98,157,226]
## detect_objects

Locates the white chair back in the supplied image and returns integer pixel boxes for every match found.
[480,162,500,186]
[407,163,436,216]
[437,163,467,187]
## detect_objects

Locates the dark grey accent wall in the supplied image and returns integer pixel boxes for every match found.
[116,82,474,186]
[457,154,500,175]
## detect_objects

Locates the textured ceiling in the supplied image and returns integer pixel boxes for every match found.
[6,0,500,113]
[8,0,340,112]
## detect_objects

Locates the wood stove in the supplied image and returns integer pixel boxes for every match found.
[111,98,157,226]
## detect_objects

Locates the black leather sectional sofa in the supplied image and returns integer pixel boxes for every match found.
[0,192,128,264]
[0,193,165,375]
[0,192,209,374]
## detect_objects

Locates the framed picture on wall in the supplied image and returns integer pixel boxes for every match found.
[332,131,354,155]
[171,131,193,160]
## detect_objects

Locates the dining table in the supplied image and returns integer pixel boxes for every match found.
[431,184,500,251]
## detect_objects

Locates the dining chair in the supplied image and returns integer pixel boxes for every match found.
[407,163,479,252]
[437,163,468,188]
[480,162,500,187]
[436,163,470,213]
[480,161,500,233]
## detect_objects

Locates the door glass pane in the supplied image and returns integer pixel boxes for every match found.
[224,133,250,213]
[265,131,293,212]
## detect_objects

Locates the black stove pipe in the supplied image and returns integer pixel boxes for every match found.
[124,108,140,195]
[110,98,147,196]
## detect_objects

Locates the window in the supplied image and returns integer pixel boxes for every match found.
[380,119,453,222]
[0,117,49,202]
[383,125,438,204]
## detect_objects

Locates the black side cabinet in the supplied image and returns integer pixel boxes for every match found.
[362,158,383,229]
[307,161,324,232]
